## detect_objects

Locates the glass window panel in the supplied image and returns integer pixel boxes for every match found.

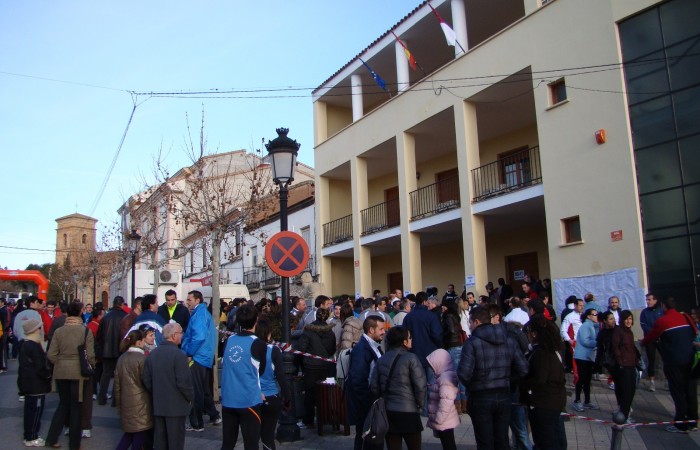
[679,134,700,185]
[685,185,700,235]
[673,85,700,138]
[629,96,676,148]
[640,189,687,239]
[635,142,682,194]
[667,39,700,92]
[645,236,693,286]
[624,51,670,106]
[660,0,700,47]
[619,8,664,61]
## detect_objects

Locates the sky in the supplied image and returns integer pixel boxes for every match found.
[0,0,420,270]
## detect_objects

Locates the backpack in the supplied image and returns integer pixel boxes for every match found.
[362,354,402,445]
[336,348,352,389]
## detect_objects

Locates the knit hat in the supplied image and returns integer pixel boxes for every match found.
[23,319,42,336]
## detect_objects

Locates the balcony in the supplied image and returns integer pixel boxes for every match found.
[292,255,317,283]
[471,146,542,203]
[410,176,460,220]
[261,266,281,288]
[243,269,260,291]
[361,198,400,236]
[322,214,353,247]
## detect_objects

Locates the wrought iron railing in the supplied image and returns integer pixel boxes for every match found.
[292,255,317,283]
[361,197,400,236]
[243,269,260,290]
[471,146,542,202]
[261,266,281,288]
[322,214,353,247]
[410,176,460,220]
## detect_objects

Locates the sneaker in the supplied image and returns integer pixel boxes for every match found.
[185,424,194,432]
[209,417,222,425]
[92,394,97,400]
[0,369,7,374]
[107,393,113,399]
[192,426,204,432]
[666,425,689,434]
[583,402,600,410]
[609,382,615,390]
[23,438,45,447]
[296,421,307,429]
[63,428,69,436]
[649,380,656,392]
[592,373,601,381]
[571,401,585,412]
[689,426,698,432]
[81,429,91,438]
[18,395,24,402]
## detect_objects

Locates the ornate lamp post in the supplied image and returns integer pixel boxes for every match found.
[266,128,301,442]
[72,272,78,301]
[127,229,141,302]
[90,257,97,306]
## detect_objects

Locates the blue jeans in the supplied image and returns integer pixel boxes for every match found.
[509,392,532,450]
[468,390,511,450]
[447,346,467,400]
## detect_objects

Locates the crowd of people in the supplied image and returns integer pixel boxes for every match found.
[1,275,698,450]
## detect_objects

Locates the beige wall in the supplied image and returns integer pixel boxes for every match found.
[370,253,404,295]
[415,154,459,189]
[330,257,355,296]
[326,104,352,138]
[420,240,465,292]
[367,173,399,206]
[479,126,539,165]
[486,225,550,287]
[328,179,352,219]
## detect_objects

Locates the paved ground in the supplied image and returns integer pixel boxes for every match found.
[1,359,699,449]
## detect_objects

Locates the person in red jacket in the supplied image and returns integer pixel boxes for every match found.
[641,297,698,433]
[40,300,61,341]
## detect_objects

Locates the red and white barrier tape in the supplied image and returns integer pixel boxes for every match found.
[562,412,699,429]
[218,328,337,363]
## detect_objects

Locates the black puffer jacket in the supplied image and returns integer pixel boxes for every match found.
[18,339,52,395]
[370,347,426,413]
[295,320,336,370]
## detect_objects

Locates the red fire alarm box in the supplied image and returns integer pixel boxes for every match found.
[595,129,606,145]
[611,230,623,241]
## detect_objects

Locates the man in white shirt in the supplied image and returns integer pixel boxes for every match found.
[560,298,584,343]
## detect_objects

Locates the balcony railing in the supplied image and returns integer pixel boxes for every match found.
[410,176,460,220]
[361,197,400,236]
[471,146,542,203]
[261,266,281,288]
[243,269,260,291]
[322,214,353,247]
[292,255,317,283]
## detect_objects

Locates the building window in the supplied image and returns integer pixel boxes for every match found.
[562,216,582,244]
[548,78,567,105]
[251,246,258,266]
[301,226,311,246]
[63,234,67,247]
[82,234,87,244]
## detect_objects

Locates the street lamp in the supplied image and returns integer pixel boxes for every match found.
[266,127,300,442]
[127,229,141,302]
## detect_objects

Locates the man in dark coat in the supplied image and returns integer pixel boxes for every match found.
[143,322,194,450]
[96,296,127,405]
[157,290,190,333]
[403,291,442,380]
[346,316,385,450]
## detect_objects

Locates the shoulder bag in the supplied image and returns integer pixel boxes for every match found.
[78,327,95,377]
[362,353,401,445]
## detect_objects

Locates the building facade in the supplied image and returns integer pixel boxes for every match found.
[312,0,699,310]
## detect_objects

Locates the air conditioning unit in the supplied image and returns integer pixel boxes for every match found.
[159,270,173,283]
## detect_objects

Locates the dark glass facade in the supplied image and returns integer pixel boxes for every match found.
[619,0,700,310]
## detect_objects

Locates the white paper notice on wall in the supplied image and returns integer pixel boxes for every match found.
[513,270,525,281]
[465,275,476,287]
[552,268,646,313]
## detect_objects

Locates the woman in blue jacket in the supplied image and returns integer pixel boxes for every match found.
[572,308,600,412]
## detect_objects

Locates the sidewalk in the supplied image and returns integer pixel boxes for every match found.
[1,359,699,449]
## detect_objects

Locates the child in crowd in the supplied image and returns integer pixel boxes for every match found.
[18,319,52,447]
[426,348,460,450]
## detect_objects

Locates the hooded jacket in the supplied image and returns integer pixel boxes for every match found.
[114,347,152,433]
[426,349,460,431]
[458,323,528,393]
[339,316,363,351]
[295,320,336,370]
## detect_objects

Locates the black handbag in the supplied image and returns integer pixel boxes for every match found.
[77,328,94,377]
[362,353,401,445]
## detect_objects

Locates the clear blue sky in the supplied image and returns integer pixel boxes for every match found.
[0,0,419,270]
